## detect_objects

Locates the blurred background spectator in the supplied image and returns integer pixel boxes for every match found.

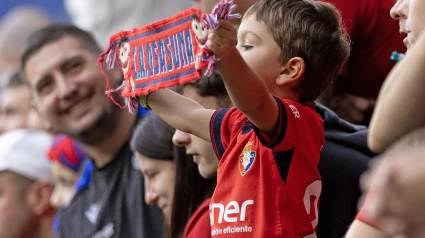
[0,4,54,135]
[47,134,89,209]
[0,69,31,133]
[0,67,48,134]
[64,0,192,49]
[0,5,52,72]
[0,1,66,21]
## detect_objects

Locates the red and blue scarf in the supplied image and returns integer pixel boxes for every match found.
[99,0,240,113]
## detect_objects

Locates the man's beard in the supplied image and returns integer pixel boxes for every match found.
[67,102,121,146]
[49,89,127,146]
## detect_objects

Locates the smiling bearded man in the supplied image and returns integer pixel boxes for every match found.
[21,24,164,238]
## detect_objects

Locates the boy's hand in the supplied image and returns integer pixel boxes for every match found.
[206,20,237,61]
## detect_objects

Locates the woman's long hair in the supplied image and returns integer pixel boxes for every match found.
[170,146,216,238]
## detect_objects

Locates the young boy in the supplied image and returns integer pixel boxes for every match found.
[144,0,350,237]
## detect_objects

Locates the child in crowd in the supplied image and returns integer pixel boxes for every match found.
[143,0,350,236]
[47,134,89,208]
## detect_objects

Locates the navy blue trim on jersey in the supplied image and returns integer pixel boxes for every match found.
[241,121,253,135]
[301,101,316,110]
[273,148,294,183]
[210,108,229,159]
[269,97,288,148]
[253,96,288,148]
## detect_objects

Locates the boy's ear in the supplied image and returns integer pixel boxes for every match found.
[276,57,305,86]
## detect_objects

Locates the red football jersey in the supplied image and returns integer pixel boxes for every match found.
[209,97,325,238]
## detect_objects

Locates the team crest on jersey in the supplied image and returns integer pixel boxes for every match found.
[239,141,256,176]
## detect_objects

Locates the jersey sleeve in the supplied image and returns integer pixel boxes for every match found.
[210,107,243,159]
[252,96,323,151]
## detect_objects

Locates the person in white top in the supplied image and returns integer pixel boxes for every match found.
[64,0,192,49]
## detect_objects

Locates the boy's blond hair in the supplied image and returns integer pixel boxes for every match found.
[245,0,350,102]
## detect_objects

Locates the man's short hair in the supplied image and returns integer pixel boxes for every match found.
[0,5,51,68]
[177,72,232,108]
[245,0,350,102]
[21,24,101,72]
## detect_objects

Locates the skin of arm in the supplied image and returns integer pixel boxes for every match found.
[345,220,389,238]
[205,20,279,134]
[368,32,425,153]
[147,89,214,142]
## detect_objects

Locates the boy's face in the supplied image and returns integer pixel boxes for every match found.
[391,0,425,50]
[172,86,219,179]
[236,15,283,93]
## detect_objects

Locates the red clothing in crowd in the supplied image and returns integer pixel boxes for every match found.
[326,0,405,98]
[184,198,212,238]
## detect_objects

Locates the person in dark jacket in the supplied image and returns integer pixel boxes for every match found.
[316,104,374,237]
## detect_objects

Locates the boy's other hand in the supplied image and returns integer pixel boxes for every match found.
[206,20,237,61]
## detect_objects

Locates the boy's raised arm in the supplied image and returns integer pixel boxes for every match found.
[206,20,279,134]
[147,89,214,142]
